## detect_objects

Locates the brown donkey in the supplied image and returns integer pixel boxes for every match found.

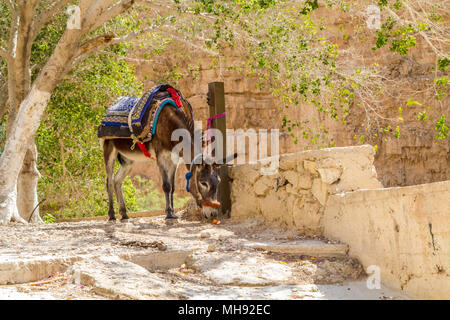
[101,104,228,221]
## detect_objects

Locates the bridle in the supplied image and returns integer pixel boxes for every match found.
[185,153,203,192]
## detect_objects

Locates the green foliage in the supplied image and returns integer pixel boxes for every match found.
[323,0,448,145]
[133,176,191,211]
[31,11,67,80]
[42,213,56,224]
[406,98,422,106]
[437,57,449,71]
[300,0,319,15]
[233,2,346,148]
[373,18,424,56]
[0,2,13,50]
[417,111,429,121]
[434,76,449,100]
[435,115,449,140]
[394,125,401,139]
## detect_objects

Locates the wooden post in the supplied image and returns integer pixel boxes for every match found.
[207,82,231,218]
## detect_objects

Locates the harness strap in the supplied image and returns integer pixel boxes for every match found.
[185,153,203,192]
[130,134,139,150]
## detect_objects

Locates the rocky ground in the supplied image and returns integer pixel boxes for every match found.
[0,215,408,300]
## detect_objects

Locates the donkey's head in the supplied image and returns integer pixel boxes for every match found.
[187,154,237,219]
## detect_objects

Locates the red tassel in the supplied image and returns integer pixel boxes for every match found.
[167,88,182,108]
[137,142,152,158]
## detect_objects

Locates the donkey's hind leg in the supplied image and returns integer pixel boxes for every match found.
[114,155,133,220]
[157,151,178,220]
[103,139,118,221]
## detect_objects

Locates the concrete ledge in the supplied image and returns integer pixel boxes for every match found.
[245,240,349,258]
[0,249,193,286]
[323,180,450,299]
[120,250,193,271]
[0,255,81,285]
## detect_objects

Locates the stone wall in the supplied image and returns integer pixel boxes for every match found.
[229,145,382,235]
[323,180,450,300]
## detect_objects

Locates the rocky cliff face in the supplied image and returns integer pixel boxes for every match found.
[127,3,449,191]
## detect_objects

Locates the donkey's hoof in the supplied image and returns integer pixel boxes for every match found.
[165,214,178,220]
[121,215,130,221]
[108,216,116,222]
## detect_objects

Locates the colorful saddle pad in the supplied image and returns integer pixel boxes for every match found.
[97,84,193,140]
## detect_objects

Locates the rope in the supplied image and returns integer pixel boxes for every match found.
[185,153,203,192]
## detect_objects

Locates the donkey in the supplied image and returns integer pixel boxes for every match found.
[101,103,225,221]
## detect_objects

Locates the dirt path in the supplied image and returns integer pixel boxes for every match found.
[0,216,408,300]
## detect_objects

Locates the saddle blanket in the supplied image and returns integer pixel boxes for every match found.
[97,84,193,140]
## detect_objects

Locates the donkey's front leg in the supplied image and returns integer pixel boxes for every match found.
[157,152,177,219]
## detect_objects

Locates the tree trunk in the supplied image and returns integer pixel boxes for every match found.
[0,0,134,224]
[0,187,25,224]
[0,85,51,224]
[17,142,42,223]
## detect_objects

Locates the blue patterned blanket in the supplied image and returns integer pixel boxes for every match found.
[101,96,141,126]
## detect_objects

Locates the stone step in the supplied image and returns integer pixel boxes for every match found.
[120,250,193,271]
[69,255,181,299]
[244,240,349,258]
[0,249,193,286]
[0,255,81,285]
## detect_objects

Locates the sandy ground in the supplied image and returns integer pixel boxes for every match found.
[0,216,408,300]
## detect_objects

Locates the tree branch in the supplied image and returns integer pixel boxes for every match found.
[83,0,135,35]
[8,2,19,57]
[76,33,116,56]
[0,82,9,118]
[97,50,163,64]
[158,27,219,56]
[136,0,216,19]
[31,0,74,42]
[385,4,447,59]
[72,17,169,65]
[5,0,16,13]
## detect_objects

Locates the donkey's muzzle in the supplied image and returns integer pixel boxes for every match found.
[201,200,221,209]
